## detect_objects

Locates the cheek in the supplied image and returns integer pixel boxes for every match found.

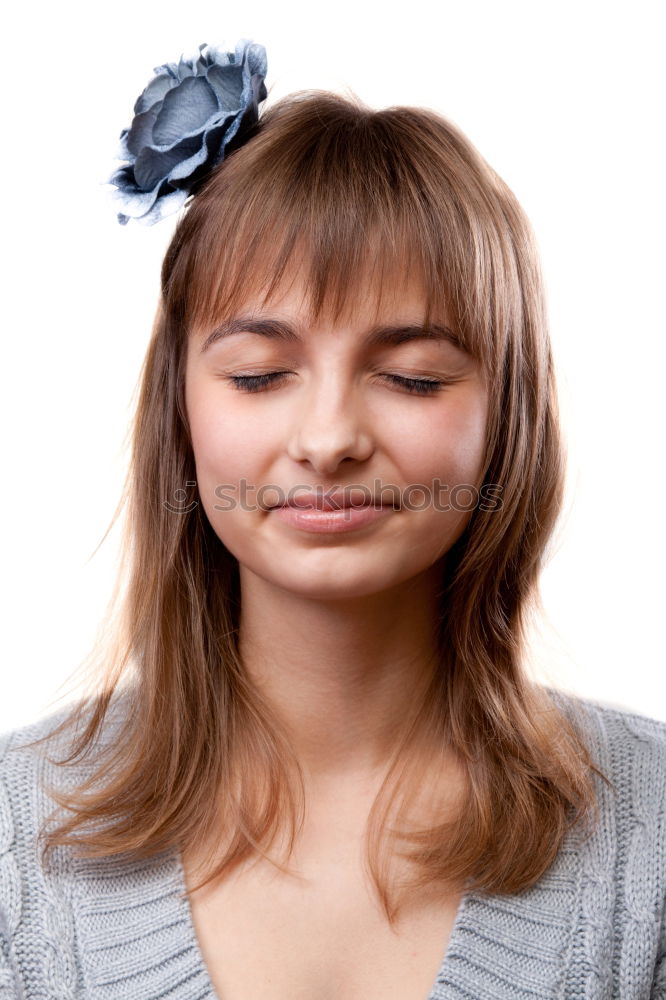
[187,384,267,474]
[186,389,281,528]
[385,393,488,487]
[192,418,266,476]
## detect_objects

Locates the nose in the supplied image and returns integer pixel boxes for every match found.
[286,374,375,474]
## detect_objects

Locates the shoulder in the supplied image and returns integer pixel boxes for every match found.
[0,694,133,997]
[0,700,90,822]
[0,700,91,902]
[539,687,666,991]
[542,684,666,874]
[0,703,85,996]
[0,689,133,830]
[0,692,204,999]
[0,702,74,845]
[542,683,666,771]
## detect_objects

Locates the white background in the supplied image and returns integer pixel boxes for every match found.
[2,0,664,732]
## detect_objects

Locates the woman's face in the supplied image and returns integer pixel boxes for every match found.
[184,268,489,601]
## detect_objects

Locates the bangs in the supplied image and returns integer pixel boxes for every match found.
[164,90,513,370]
[187,221,454,348]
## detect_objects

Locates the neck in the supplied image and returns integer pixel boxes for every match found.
[237,560,444,785]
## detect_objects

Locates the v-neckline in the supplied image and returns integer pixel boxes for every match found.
[169,846,478,1000]
[70,810,586,1000]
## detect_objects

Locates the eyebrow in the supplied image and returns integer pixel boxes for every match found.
[198,316,465,354]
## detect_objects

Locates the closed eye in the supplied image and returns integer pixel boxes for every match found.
[225,372,453,396]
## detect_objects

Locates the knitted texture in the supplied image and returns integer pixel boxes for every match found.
[0,687,665,999]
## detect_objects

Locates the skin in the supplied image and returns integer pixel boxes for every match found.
[184,264,488,797]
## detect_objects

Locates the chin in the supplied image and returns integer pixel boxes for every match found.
[241,556,428,602]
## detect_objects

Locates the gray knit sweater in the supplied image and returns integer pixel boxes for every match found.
[0,687,665,999]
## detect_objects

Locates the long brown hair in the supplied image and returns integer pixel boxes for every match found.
[22,89,610,925]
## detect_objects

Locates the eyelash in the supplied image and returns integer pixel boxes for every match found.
[226,372,450,396]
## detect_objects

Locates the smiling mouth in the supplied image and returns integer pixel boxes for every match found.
[272,490,398,511]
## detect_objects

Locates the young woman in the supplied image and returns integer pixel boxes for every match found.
[1,40,665,1000]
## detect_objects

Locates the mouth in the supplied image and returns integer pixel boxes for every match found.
[271,489,399,511]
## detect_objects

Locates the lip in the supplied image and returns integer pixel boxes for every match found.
[272,489,396,511]
[270,502,395,534]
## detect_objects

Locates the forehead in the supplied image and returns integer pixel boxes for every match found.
[248,267,431,327]
[190,241,448,345]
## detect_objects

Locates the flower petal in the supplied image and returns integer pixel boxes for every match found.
[125,102,163,157]
[241,40,268,80]
[133,185,189,225]
[107,163,136,188]
[210,70,266,165]
[115,181,188,225]
[177,57,196,80]
[167,114,236,184]
[133,72,177,115]
[200,44,232,68]
[206,64,244,111]
[152,76,219,146]
[133,133,204,190]
[116,128,132,161]
[110,176,163,217]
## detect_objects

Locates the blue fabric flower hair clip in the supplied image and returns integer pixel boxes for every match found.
[108,39,268,225]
